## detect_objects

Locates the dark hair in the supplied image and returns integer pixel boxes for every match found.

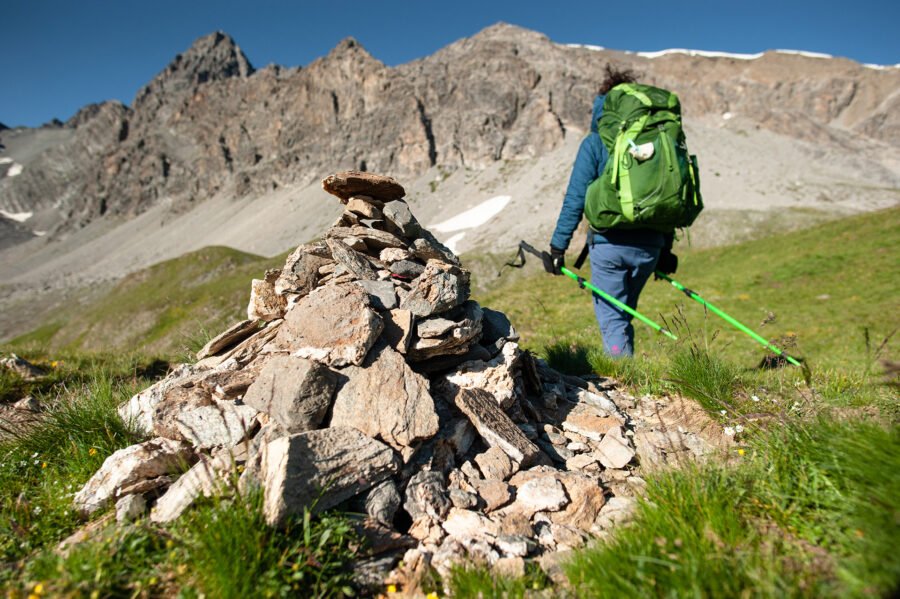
[598,64,640,95]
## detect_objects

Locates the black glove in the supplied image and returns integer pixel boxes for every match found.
[655,247,678,277]
[549,246,565,276]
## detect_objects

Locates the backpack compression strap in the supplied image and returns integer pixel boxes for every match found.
[609,85,653,222]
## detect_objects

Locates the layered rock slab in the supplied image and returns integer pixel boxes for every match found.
[243,355,337,433]
[330,343,439,450]
[275,283,383,367]
[261,427,399,526]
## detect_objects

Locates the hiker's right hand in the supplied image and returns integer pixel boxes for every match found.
[549,246,565,276]
[655,248,678,278]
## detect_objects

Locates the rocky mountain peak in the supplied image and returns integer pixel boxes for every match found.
[317,36,383,69]
[133,31,254,113]
[472,22,549,43]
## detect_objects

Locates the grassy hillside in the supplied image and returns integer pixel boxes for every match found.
[11,246,286,359]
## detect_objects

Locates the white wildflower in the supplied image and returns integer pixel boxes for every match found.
[719,410,727,416]
[751,395,761,402]
[33,506,42,515]
[724,426,736,436]
[735,425,745,433]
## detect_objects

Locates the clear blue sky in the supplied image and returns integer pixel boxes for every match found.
[4,0,898,128]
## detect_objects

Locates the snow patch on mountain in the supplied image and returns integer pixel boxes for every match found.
[0,209,32,223]
[564,43,607,52]
[635,48,764,60]
[430,195,512,233]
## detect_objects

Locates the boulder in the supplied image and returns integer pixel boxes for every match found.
[408,302,483,361]
[404,470,452,522]
[118,364,206,434]
[389,260,426,279]
[262,427,399,526]
[400,261,470,317]
[195,320,258,359]
[474,446,515,481]
[561,405,621,442]
[74,438,195,516]
[442,508,499,539]
[446,387,540,465]
[362,480,401,528]
[330,343,439,450]
[151,450,236,523]
[549,473,606,529]
[595,426,636,469]
[410,230,460,266]
[115,494,146,523]
[327,237,378,281]
[275,283,383,367]
[247,271,287,321]
[274,243,332,296]
[346,196,383,219]
[242,355,336,433]
[381,309,415,354]
[445,341,520,409]
[382,200,421,238]
[169,399,258,449]
[510,475,569,516]
[0,354,46,380]
[355,280,398,311]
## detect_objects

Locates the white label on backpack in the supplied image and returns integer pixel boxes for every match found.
[627,141,655,162]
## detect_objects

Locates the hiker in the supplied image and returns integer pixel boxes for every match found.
[549,65,680,358]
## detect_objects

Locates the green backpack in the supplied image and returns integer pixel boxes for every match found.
[585,83,703,232]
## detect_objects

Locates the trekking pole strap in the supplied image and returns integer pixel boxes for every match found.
[655,272,802,366]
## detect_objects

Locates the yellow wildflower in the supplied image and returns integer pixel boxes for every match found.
[426,593,439,599]
[88,448,97,456]
[387,584,397,594]
[737,449,746,456]
[41,462,47,469]
[33,584,44,595]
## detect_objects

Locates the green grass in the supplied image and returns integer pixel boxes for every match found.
[10,246,286,358]
[563,417,900,597]
[0,357,363,598]
[0,364,147,570]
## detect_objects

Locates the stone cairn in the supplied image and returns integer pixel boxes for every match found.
[74,171,707,587]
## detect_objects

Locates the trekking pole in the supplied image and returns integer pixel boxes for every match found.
[501,241,677,341]
[655,272,802,366]
[562,266,678,340]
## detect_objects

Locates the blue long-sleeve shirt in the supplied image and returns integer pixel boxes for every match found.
[551,95,666,251]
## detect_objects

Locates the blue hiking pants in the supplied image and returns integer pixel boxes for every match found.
[588,239,661,357]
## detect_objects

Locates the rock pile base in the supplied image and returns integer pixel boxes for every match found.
[74,171,716,586]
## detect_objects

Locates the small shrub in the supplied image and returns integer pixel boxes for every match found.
[541,342,593,376]
[172,490,359,598]
[667,346,741,413]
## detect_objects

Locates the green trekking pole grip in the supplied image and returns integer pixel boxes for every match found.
[655,272,801,366]
[561,267,678,341]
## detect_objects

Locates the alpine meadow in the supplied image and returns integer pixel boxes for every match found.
[1,20,898,599]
